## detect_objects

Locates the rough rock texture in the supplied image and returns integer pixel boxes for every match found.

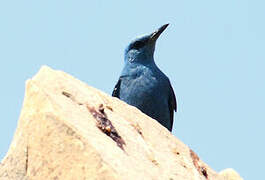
[0,66,242,180]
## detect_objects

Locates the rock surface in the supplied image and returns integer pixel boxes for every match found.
[0,66,242,180]
[219,169,243,180]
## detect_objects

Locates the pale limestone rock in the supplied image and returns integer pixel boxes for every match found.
[0,66,240,180]
[219,168,243,180]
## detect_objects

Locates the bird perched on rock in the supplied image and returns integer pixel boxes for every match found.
[112,24,176,132]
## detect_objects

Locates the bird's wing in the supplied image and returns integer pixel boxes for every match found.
[112,78,122,98]
[168,83,177,131]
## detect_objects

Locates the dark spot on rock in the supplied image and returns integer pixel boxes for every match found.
[151,159,159,166]
[137,129,143,136]
[87,104,126,150]
[201,167,208,179]
[25,146,29,174]
[62,91,72,98]
[66,127,75,136]
[99,104,104,114]
[190,149,208,179]
[106,105,113,111]
[62,91,83,105]
[131,123,144,138]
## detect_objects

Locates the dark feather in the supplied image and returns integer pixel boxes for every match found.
[112,78,122,98]
[168,83,177,131]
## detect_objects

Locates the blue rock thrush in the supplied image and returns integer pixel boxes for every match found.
[112,24,177,131]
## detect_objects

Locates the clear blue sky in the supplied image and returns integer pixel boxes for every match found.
[0,1,264,179]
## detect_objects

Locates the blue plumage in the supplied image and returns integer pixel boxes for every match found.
[112,24,177,131]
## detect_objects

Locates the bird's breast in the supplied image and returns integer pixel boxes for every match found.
[120,73,166,104]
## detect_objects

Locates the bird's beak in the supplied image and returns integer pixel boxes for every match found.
[150,24,169,42]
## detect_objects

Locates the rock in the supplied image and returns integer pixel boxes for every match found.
[0,66,240,180]
[219,169,243,180]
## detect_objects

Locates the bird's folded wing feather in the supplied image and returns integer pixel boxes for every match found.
[112,78,122,98]
[168,83,177,130]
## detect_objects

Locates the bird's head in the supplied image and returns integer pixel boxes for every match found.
[124,24,169,64]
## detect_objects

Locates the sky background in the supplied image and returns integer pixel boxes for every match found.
[0,0,264,179]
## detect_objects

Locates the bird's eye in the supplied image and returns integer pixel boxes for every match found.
[132,41,145,50]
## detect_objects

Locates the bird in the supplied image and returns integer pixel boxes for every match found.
[112,24,176,132]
